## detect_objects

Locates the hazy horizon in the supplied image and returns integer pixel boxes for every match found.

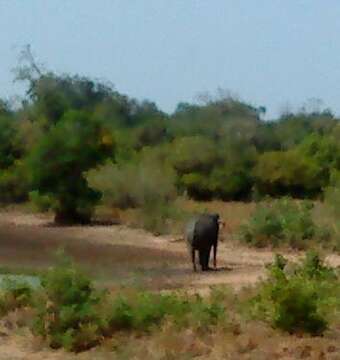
[1,0,340,119]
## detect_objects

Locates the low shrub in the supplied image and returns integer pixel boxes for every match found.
[107,290,226,332]
[87,155,177,211]
[323,171,340,249]
[238,197,330,249]
[29,253,226,352]
[0,277,33,315]
[29,190,55,212]
[87,154,186,234]
[245,251,339,335]
[0,161,30,204]
[32,256,107,352]
[139,199,190,235]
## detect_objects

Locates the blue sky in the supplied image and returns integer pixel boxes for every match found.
[1,0,340,119]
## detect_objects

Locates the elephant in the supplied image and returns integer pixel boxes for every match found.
[185,213,222,272]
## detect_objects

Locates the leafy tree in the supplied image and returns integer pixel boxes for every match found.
[27,110,114,224]
[20,73,123,130]
[171,136,217,175]
[171,136,256,200]
[254,150,320,197]
[0,160,30,203]
[209,149,256,200]
[4,46,340,206]
[0,115,22,169]
[134,119,169,150]
[0,112,29,204]
[169,94,260,140]
[274,111,337,150]
[297,133,340,188]
[14,45,132,131]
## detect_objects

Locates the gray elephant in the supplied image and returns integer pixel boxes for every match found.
[185,213,222,272]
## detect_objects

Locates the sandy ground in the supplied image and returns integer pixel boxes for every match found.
[0,211,285,294]
[0,210,339,294]
[0,210,340,359]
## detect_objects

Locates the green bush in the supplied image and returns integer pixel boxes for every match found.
[139,199,187,235]
[246,252,339,335]
[134,119,169,149]
[87,161,139,209]
[87,154,177,211]
[29,190,55,212]
[0,161,30,204]
[271,280,327,335]
[324,172,340,249]
[254,150,320,197]
[87,148,183,234]
[0,278,33,315]
[107,290,226,332]
[0,115,22,169]
[29,252,226,352]
[298,134,340,189]
[171,136,217,176]
[32,257,106,352]
[171,136,256,200]
[239,197,330,249]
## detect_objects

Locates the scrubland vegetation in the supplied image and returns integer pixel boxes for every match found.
[1,47,340,357]
[0,251,338,357]
[238,198,333,250]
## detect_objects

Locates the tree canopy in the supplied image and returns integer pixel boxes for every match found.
[1,47,340,222]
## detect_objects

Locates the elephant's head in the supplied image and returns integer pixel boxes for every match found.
[211,213,226,229]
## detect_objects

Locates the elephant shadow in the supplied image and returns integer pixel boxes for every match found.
[201,265,233,273]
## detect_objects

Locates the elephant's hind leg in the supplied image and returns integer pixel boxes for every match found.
[191,248,197,272]
[205,246,213,270]
[199,250,205,271]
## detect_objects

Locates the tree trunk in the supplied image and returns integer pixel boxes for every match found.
[54,207,91,225]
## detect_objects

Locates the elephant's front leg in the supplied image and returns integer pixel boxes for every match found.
[199,248,209,271]
[213,242,217,269]
[199,250,206,271]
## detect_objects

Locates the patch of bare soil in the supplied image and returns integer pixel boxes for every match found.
[0,210,339,293]
[0,211,340,359]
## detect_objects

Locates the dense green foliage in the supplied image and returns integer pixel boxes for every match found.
[107,289,225,333]
[0,277,33,315]
[239,198,331,249]
[1,49,340,222]
[245,252,340,335]
[27,110,114,223]
[32,257,106,351]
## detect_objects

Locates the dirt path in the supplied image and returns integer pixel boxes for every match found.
[1,210,339,294]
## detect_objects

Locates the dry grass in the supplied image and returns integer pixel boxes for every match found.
[181,199,256,232]
[108,322,340,360]
[104,199,256,243]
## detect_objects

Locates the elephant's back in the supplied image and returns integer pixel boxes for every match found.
[193,216,219,248]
